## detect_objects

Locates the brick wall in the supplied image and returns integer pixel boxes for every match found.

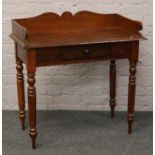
[3,0,153,110]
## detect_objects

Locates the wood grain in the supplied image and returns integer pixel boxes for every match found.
[15,43,26,130]
[27,71,37,149]
[10,11,145,48]
[128,41,139,134]
[10,11,145,149]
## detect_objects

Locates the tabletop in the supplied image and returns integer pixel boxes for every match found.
[10,11,145,48]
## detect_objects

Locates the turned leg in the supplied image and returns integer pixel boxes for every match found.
[27,72,37,149]
[16,59,26,130]
[127,41,139,134]
[109,60,116,118]
[128,61,137,134]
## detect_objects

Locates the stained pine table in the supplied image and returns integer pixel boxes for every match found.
[10,11,146,149]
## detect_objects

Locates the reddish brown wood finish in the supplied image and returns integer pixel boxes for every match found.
[128,41,139,134]
[10,11,146,149]
[109,60,116,118]
[27,71,37,149]
[27,49,37,149]
[35,42,132,67]
[10,11,145,49]
[15,43,26,130]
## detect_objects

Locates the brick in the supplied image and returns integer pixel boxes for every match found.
[53,76,79,86]
[74,63,91,75]
[60,85,75,95]
[37,95,52,105]
[74,86,107,96]
[77,75,108,87]
[52,95,81,105]
[61,65,75,75]
[81,96,108,105]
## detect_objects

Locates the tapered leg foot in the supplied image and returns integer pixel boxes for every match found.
[19,111,26,130]
[22,124,25,130]
[109,60,116,118]
[128,114,134,134]
[29,129,37,149]
[110,100,115,118]
[128,120,133,134]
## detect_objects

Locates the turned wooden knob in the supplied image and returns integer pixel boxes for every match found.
[84,48,91,54]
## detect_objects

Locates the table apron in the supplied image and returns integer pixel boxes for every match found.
[16,42,132,67]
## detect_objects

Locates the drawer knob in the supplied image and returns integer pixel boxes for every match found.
[84,48,91,54]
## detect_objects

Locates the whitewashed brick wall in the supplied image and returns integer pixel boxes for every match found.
[3,0,152,111]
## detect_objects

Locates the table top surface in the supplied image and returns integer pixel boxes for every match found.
[10,11,146,48]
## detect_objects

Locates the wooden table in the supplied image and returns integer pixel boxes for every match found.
[10,11,146,149]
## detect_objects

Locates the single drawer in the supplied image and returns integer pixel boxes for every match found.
[36,44,111,66]
[59,44,110,60]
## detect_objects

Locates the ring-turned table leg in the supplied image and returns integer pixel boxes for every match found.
[27,71,37,149]
[109,60,116,118]
[128,61,137,134]
[127,41,139,134]
[27,49,37,149]
[15,43,26,130]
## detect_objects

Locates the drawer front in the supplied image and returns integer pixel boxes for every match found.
[59,44,110,60]
[36,44,110,66]
[111,42,132,59]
